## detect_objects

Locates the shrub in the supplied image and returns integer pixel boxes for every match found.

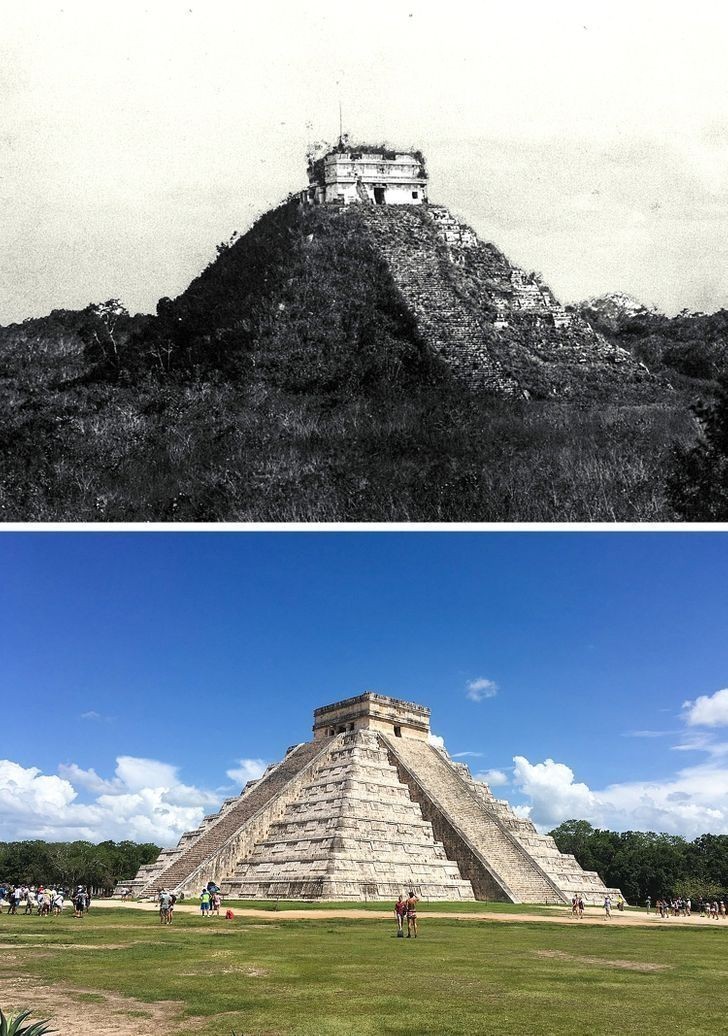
[668,374,728,519]
[0,1010,57,1035]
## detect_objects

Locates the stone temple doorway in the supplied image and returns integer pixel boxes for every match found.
[374,186,386,205]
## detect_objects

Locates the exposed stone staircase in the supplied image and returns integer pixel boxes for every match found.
[136,739,332,897]
[382,735,567,903]
[349,206,519,393]
[339,203,650,399]
[223,731,474,900]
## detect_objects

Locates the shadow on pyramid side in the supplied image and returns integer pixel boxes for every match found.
[123,694,621,904]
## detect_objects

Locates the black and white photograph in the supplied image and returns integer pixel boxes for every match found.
[2,0,727,521]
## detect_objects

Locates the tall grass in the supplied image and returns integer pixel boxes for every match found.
[0,373,696,521]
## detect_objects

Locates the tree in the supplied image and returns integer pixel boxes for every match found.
[78,299,129,373]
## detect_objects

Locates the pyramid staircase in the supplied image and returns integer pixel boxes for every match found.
[351,206,518,393]
[434,753,620,904]
[131,738,334,897]
[382,735,567,904]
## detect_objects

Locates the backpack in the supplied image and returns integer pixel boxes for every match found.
[225,909,234,919]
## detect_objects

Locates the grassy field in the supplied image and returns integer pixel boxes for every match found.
[1,906,727,1035]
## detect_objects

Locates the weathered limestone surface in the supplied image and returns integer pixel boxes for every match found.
[224,730,474,901]
[122,694,622,904]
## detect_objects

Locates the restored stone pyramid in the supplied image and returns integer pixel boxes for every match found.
[124,694,619,904]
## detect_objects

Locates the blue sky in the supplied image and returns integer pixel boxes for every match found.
[2,531,728,845]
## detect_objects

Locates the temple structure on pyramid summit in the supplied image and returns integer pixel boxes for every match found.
[120,694,621,904]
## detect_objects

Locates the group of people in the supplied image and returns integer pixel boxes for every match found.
[199,883,224,916]
[394,892,419,938]
[569,893,624,918]
[646,896,728,919]
[0,883,91,918]
[154,882,227,923]
[156,889,178,924]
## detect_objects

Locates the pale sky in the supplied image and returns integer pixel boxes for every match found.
[2,0,728,324]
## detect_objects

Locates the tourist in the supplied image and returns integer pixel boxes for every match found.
[577,895,584,919]
[617,895,624,912]
[571,895,578,917]
[200,887,211,916]
[168,892,177,923]
[603,895,612,919]
[158,889,173,925]
[52,891,64,916]
[405,890,419,938]
[73,886,89,918]
[211,891,222,916]
[646,895,651,914]
[23,888,35,915]
[395,895,407,936]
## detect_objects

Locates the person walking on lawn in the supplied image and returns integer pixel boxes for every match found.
[394,895,407,937]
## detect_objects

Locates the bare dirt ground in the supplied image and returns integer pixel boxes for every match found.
[0,974,184,1036]
[98,899,728,929]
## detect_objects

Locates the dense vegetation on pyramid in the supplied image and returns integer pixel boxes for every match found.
[0,199,725,520]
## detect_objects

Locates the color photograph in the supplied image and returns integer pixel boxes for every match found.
[1,531,727,1033]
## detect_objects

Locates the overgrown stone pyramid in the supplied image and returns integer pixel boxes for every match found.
[124,694,620,904]
[166,167,653,401]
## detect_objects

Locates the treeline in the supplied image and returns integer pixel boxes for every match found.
[550,820,728,903]
[580,303,728,386]
[0,840,160,895]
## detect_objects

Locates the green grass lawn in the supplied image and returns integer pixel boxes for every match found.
[1,906,727,1035]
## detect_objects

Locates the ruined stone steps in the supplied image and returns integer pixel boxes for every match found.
[351,207,516,392]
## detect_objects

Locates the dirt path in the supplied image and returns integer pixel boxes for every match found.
[97,899,728,929]
[0,975,184,1036]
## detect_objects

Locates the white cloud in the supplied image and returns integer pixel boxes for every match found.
[0,761,77,817]
[511,753,728,838]
[682,688,728,727]
[475,768,509,788]
[452,751,484,759]
[80,710,114,722]
[1,756,222,846]
[512,757,595,827]
[427,733,446,751]
[465,678,498,702]
[226,758,268,785]
[622,730,674,739]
